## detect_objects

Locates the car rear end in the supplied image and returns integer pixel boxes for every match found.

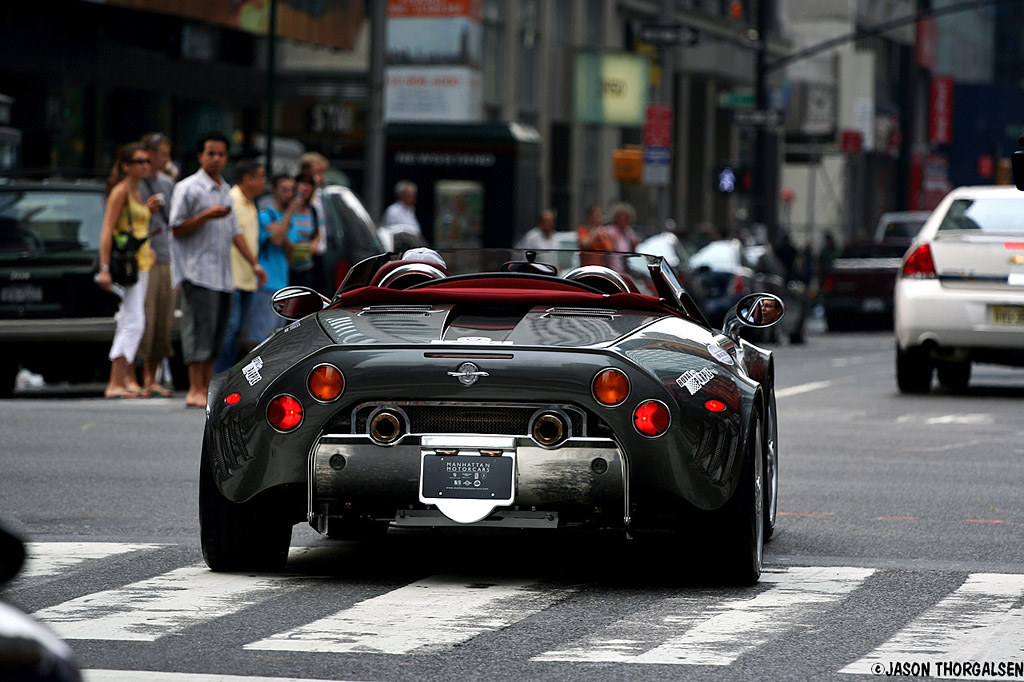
[894,186,1024,390]
[823,242,907,330]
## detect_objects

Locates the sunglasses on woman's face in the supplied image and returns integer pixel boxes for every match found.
[129,158,151,165]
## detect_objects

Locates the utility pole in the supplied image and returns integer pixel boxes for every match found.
[264,0,278,176]
[752,0,778,244]
[365,0,387,220]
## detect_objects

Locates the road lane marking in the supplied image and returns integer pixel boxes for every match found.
[775,381,834,398]
[85,673,369,682]
[840,573,1024,677]
[19,542,165,580]
[33,565,295,641]
[532,566,874,665]
[245,575,576,654]
[896,414,995,425]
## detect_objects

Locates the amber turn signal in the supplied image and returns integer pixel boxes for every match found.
[308,364,344,403]
[592,368,630,406]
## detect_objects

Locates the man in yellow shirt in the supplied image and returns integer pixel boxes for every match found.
[215,158,266,372]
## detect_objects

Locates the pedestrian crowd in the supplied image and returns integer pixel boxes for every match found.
[95,131,332,408]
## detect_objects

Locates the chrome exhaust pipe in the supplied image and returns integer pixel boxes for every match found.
[369,410,404,445]
[532,412,568,447]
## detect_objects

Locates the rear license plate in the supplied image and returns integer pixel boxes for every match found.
[1,284,43,304]
[421,455,513,501]
[861,297,885,312]
[992,305,1024,326]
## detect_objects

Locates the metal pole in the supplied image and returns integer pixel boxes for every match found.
[753,0,776,244]
[365,0,387,221]
[265,0,277,176]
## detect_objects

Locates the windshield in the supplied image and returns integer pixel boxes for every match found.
[938,197,1024,234]
[0,189,106,253]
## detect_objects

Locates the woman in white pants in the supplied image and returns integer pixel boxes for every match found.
[95,142,159,398]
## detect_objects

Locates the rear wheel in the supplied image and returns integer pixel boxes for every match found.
[937,361,971,391]
[896,344,933,394]
[199,435,293,572]
[712,411,764,585]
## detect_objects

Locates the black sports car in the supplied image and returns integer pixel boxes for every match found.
[200,249,785,584]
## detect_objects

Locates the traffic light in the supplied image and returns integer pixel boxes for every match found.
[714,166,753,194]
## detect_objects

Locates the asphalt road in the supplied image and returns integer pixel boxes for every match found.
[1,330,1022,682]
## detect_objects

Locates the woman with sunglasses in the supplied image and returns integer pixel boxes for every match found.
[95,142,161,398]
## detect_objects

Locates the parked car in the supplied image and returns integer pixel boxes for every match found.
[689,239,807,344]
[894,185,1024,393]
[822,240,910,331]
[317,184,386,294]
[0,178,117,394]
[873,211,931,244]
[199,250,785,584]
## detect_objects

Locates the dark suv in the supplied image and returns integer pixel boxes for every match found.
[0,178,116,393]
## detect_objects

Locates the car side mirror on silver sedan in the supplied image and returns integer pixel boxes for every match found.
[722,292,786,338]
[271,286,331,321]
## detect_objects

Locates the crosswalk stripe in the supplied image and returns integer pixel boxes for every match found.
[84,672,369,682]
[33,565,296,641]
[244,575,577,654]
[19,542,165,580]
[840,573,1024,677]
[533,566,875,665]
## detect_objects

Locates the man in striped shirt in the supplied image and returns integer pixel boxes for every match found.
[169,131,266,409]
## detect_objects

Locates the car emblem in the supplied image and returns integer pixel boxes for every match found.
[448,362,489,386]
[1009,255,1024,265]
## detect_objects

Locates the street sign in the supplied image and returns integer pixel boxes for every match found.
[732,109,783,128]
[718,90,754,110]
[639,23,700,47]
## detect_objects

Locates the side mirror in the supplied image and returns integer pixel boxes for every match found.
[1013,150,1024,192]
[722,293,785,338]
[271,286,330,320]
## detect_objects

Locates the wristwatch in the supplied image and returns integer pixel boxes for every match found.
[100,264,110,273]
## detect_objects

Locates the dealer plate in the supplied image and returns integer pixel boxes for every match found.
[421,454,513,501]
[992,305,1024,326]
[1,284,43,304]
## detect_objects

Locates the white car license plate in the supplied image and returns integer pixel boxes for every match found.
[0,284,43,304]
[861,297,885,312]
[991,305,1024,326]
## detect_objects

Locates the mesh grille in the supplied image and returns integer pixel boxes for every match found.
[693,422,739,480]
[352,403,584,437]
[211,417,251,481]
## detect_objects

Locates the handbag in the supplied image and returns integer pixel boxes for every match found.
[109,200,146,286]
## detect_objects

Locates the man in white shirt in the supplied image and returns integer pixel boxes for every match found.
[516,209,560,251]
[381,180,421,235]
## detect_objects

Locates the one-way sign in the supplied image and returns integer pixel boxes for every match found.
[639,23,700,47]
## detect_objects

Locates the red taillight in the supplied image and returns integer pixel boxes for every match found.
[731,274,748,295]
[633,400,671,437]
[822,273,834,293]
[704,399,727,412]
[267,395,303,432]
[593,368,630,406]
[224,392,241,405]
[901,244,936,278]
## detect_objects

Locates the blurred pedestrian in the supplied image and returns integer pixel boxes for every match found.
[596,202,639,272]
[817,231,840,285]
[96,143,158,399]
[299,152,329,292]
[381,180,421,235]
[249,174,298,349]
[215,158,266,373]
[516,209,560,250]
[287,172,320,289]
[136,132,177,397]
[577,204,612,265]
[169,132,266,409]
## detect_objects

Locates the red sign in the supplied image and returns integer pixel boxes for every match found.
[978,155,994,178]
[839,129,862,154]
[644,104,673,148]
[929,76,954,145]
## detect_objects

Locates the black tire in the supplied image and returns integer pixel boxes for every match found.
[896,344,933,394]
[0,363,17,398]
[713,410,764,585]
[199,435,293,572]
[763,387,779,541]
[937,361,971,391]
